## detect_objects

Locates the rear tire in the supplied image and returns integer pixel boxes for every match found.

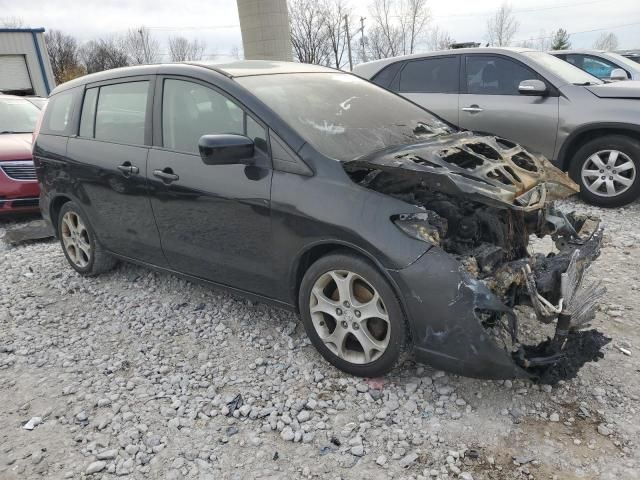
[57,202,117,276]
[569,135,640,207]
[299,251,407,377]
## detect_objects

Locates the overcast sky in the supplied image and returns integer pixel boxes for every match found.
[3,0,640,62]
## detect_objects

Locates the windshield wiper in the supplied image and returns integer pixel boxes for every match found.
[0,131,30,134]
[573,82,599,86]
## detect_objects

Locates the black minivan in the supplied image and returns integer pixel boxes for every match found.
[34,61,608,383]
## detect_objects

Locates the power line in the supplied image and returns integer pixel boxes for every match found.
[431,0,607,19]
[147,25,240,31]
[512,20,640,42]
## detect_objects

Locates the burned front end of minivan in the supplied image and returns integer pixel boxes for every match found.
[344,131,609,383]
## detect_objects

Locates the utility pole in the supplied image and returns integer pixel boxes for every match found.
[359,17,367,63]
[344,15,353,71]
[138,28,149,64]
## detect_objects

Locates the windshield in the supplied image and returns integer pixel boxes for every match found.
[0,97,41,133]
[524,51,603,85]
[237,72,452,161]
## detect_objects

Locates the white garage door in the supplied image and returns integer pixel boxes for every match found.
[0,55,32,92]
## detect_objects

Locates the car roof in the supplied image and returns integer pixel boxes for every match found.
[352,47,535,77]
[549,49,609,55]
[50,61,339,95]
[190,60,337,77]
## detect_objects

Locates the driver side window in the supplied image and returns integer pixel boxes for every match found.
[162,79,264,154]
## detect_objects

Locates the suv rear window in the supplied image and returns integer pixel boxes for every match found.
[398,57,459,93]
[94,81,149,145]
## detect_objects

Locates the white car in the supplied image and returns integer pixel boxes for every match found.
[550,50,640,82]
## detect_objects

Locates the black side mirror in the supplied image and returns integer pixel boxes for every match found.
[198,134,255,165]
[518,79,548,96]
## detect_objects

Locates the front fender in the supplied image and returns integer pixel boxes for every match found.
[389,247,530,379]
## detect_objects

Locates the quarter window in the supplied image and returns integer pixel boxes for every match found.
[398,57,459,93]
[465,56,539,95]
[45,91,74,133]
[245,115,268,153]
[94,81,149,145]
[79,88,98,138]
[372,62,403,89]
[162,79,248,154]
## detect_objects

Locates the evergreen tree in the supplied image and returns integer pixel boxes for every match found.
[550,29,571,50]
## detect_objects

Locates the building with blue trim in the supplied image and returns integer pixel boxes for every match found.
[0,28,55,97]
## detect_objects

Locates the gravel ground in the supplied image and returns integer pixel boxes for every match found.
[0,199,639,480]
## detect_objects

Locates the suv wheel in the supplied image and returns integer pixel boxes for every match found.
[569,135,640,207]
[299,252,407,377]
[58,202,117,276]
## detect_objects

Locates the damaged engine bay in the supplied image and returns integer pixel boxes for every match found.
[345,131,610,384]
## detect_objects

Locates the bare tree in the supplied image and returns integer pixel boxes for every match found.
[230,45,243,60]
[79,38,129,74]
[517,30,553,50]
[426,26,454,51]
[593,32,619,51]
[325,0,351,69]
[0,16,25,28]
[123,26,160,65]
[486,3,519,47]
[168,36,206,62]
[365,0,431,60]
[45,30,85,84]
[398,0,430,54]
[369,0,402,58]
[289,0,331,65]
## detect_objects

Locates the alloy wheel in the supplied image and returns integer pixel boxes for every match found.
[581,150,636,197]
[309,270,390,364]
[61,211,91,268]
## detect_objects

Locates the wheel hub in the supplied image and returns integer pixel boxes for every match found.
[61,211,91,268]
[581,149,636,197]
[309,270,390,365]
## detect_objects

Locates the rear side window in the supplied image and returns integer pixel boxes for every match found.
[94,81,149,145]
[465,56,539,95]
[398,57,459,93]
[44,91,74,133]
[79,88,98,138]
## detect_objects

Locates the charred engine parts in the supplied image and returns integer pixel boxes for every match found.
[345,132,609,383]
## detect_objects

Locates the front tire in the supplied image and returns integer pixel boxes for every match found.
[299,252,407,377]
[57,202,117,276]
[569,135,640,207]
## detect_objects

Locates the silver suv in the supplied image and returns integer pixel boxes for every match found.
[354,48,640,207]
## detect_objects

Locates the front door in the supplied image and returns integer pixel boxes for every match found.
[147,77,274,297]
[458,54,559,159]
[66,78,167,265]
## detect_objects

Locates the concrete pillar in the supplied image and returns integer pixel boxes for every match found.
[236,0,292,61]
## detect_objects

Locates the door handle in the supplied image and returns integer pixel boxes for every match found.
[461,106,484,113]
[117,162,139,175]
[153,168,179,183]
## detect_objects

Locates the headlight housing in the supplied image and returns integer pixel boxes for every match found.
[392,212,448,246]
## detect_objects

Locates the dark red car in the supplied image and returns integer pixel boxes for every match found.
[0,95,42,213]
